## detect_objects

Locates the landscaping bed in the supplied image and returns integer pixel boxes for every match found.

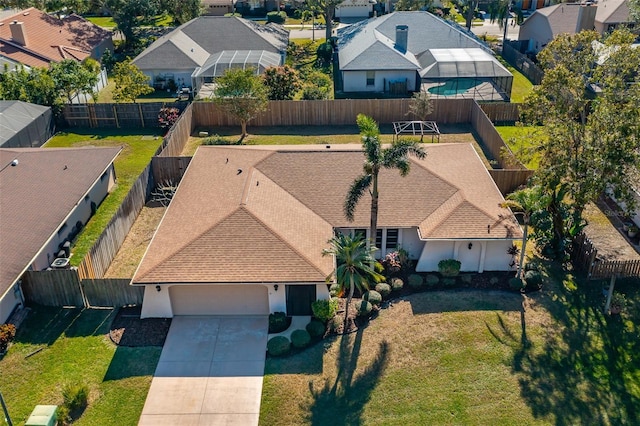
[109,306,171,347]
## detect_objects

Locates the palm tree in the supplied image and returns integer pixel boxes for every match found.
[344,114,427,251]
[500,186,546,278]
[488,0,523,42]
[322,233,383,331]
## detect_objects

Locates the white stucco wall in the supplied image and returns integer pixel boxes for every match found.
[608,188,640,228]
[31,164,116,270]
[342,70,417,93]
[518,14,553,53]
[0,283,22,324]
[335,2,372,18]
[400,227,424,260]
[140,282,329,318]
[416,240,516,272]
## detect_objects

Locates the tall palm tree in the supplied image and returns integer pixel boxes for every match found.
[322,233,383,331]
[500,186,546,278]
[344,114,427,251]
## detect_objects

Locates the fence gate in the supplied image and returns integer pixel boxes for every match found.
[22,270,86,307]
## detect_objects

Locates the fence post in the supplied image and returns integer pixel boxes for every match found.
[113,105,119,128]
[139,103,144,128]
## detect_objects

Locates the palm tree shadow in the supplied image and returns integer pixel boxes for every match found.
[304,329,389,426]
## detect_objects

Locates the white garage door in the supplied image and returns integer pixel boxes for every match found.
[335,5,370,18]
[169,285,269,315]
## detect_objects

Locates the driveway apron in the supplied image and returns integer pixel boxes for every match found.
[138,315,268,426]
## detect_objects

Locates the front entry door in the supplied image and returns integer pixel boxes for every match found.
[286,285,316,316]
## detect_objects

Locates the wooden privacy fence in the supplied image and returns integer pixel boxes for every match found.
[571,233,640,279]
[22,271,143,308]
[479,103,520,123]
[151,156,192,183]
[158,102,195,157]
[77,164,154,280]
[471,101,527,170]
[502,42,544,85]
[192,98,476,127]
[488,169,534,195]
[63,102,189,128]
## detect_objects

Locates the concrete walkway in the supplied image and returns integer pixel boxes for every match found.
[139,316,268,426]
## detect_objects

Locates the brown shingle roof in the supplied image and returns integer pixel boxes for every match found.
[0,147,121,300]
[0,8,112,68]
[132,143,521,285]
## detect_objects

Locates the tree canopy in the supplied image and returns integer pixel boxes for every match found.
[522,29,640,254]
[213,68,268,140]
[49,59,99,103]
[112,58,154,102]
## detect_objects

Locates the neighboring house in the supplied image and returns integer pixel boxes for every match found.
[0,101,54,148]
[201,0,235,16]
[518,0,632,53]
[133,143,522,319]
[0,147,120,324]
[0,7,113,69]
[336,12,513,101]
[131,16,288,95]
[335,0,375,20]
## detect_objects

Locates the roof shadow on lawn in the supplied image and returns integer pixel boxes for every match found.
[197,125,362,137]
[103,345,162,381]
[15,306,113,345]
[408,289,523,315]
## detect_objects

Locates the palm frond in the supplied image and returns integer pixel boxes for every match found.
[344,174,371,221]
[356,113,380,138]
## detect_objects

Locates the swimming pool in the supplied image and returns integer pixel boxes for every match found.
[428,80,479,96]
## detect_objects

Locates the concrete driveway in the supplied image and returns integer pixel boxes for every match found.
[138,316,268,426]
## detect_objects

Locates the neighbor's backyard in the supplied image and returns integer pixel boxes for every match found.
[44,129,163,265]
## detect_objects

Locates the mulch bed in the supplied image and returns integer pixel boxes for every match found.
[109,306,171,347]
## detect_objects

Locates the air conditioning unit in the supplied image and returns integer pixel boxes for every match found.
[50,258,70,269]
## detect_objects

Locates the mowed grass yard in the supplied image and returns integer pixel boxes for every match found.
[45,129,163,265]
[0,306,160,425]
[260,265,640,425]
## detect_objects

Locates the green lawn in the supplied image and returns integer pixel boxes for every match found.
[497,58,534,103]
[45,129,163,265]
[495,125,544,169]
[85,16,116,28]
[97,79,179,104]
[0,306,160,426]
[260,264,640,425]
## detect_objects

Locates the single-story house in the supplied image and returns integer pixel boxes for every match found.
[0,7,113,69]
[0,101,54,148]
[131,16,288,95]
[133,143,522,319]
[0,147,120,324]
[335,0,375,20]
[201,0,235,16]
[518,0,632,54]
[336,11,513,101]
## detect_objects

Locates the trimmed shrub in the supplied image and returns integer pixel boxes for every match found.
[269,312,290,334]
[306,319,325,338]
[524,262,538,271]
[0,323,16,353]
[266,11,287,23]
[291,329,312,348]
[408,274,424,289]
[311,298,338,322]
[267,336,291,356]
[356,300,373,317]
[442,278,456,287]
[329,315,343,333]
[438,259,461,277]
[375,283,391,298]
[425,274,439,287]
[57,405,70,425]
[460,274,473,284]
[524,270,543,291]
[509,277,524,291]
[62,383,89,412]
[363,290,382,306]
[316,42,333,66]
[489,276,500,286]
[329,283,341,297]
[391,277,404,291]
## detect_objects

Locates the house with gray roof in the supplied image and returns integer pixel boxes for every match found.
[0,147,120,324]
[336,11,513,101]
[131,16,288,95]
[518,0,632,53]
